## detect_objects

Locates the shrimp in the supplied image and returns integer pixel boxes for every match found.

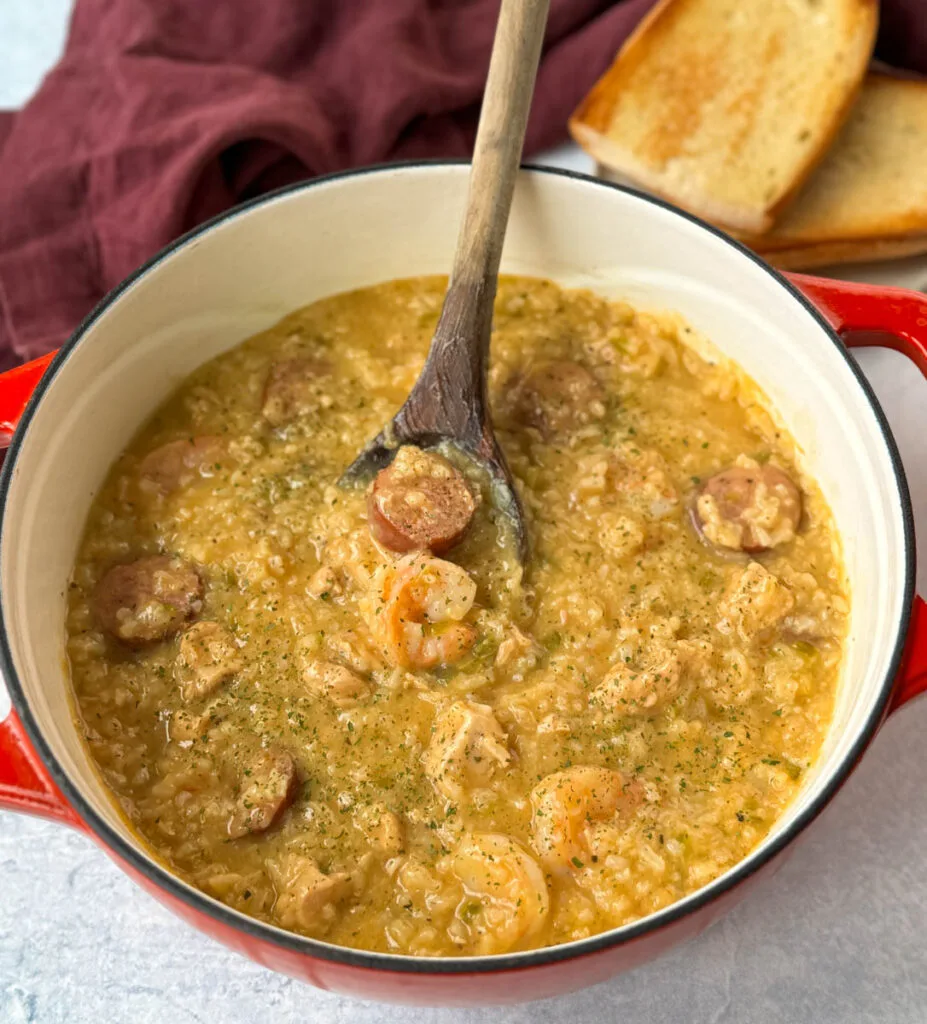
[529,766,638,873]
[373,553,478,669]
[423,700,511,801]
[438,833,549,955]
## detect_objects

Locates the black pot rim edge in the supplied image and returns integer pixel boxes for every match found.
[0,160,914,978]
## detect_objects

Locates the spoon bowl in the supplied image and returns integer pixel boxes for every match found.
[341,0,551,563]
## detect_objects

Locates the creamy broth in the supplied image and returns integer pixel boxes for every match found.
[66,277,847,956]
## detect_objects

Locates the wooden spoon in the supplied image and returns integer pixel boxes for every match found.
[341,0,551,563]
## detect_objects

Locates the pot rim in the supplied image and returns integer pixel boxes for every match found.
[0,161,914,975]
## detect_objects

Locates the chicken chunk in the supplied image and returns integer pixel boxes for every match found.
[591,650,682,716]
[302,658,372,708]
[611,442,679,518]
[355,804,404,856]
[599,511,646,561]
[717,562,794,642]
[270,854,351,935]
[262,358,330,427]
[495,624,537,669]
[323,629,384,676]
[423,700,511,801]
[176,621,242,702]
[306,565,339,600]
[227,749,299,839]
[169,706,220,743]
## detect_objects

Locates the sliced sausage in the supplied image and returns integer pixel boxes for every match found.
[227,749,298,839]
[137,436,228,496]
[93,556,203,646]
[694,463,802,553]
[511,360,605,437]
[367,445,477,554]
[262,357,330,427]
[176,621,243,702]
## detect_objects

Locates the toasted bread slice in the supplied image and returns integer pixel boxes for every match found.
[761,236,927,271]
[570,0,878,234]
[596,158,927,271]
[747,73,927,255]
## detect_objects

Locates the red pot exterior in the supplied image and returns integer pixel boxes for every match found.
[1,185,926,1006]
[790,272,927,713]
[0,711,78,828]
[121,843,784,1005]
[1,704,782,1004]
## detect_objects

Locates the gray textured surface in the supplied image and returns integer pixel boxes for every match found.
[2,4,927,1021]
[0,0,72,109]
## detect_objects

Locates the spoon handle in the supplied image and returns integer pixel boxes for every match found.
[406,0,551,443]
[450,0,551,300]
[342,0,549,567]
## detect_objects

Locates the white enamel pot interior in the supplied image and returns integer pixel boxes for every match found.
[0,163,913,973]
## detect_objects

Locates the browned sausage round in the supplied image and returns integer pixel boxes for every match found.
[262,358,330,427]
[694,464,802,553]
[511,360,605,437]
[137,436,227,495]
[367,445,478,554]
[227,749,299,839]
[93,555,204,645]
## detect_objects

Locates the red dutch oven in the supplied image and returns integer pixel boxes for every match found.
[0,164,925,1006]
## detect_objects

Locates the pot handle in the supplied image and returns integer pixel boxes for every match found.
[0,710,78,825]
[790,272,927,712]
[0,349,80,824]
[0,351,57,448]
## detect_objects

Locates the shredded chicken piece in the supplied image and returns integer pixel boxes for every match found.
[717,562,794,642]
[423,700,511,801]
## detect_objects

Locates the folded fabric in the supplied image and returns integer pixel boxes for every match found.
[0,0,924,369]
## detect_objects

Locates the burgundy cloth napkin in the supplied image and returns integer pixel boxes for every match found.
[0,0,925,371]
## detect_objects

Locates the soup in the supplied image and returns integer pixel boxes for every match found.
[66,276,847,956]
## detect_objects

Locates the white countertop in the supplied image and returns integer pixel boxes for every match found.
[2,5,927,1021]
